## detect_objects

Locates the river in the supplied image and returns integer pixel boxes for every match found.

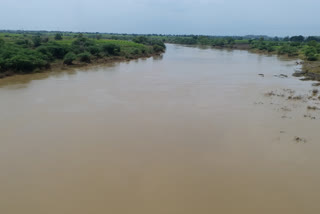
[1,44,320,213]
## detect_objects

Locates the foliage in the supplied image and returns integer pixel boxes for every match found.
[0,38,4,47]
[96,34,102,40]
[32,35,42,47]
[63,52,77,65]
[0,31,163,76]
[37,42,69,60]
[153,44,165,53]
[78,52,91,63]
[54,33,63,40]
[290,35,304,42]
[278,44,299,56]
[305,47,318,61]
[0,44,48,73]
[102,43,121,55]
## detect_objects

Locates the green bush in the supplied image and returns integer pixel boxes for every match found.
[305,47,318,61]
[153,44,165,53]
[102,44,121,55]
[32,35,42,47]
[54,33,63,40]
[2,49,48,73]
[0,39,4,47]
[278,45,299,56]
[88,46,101,57]
[63,52,77,65]
[78,52,91,63]
[37,42,69,60]
[71,37,95,54]
[0,32,167,76]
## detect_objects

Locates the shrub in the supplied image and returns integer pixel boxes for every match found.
[0,39,4,47]
[102,44,121,55]
[42,37,49,43]
[32,36,41,47]
[278,45,299,56]
[3,50,48,73]
[37,42,69,60]
[305,47,318,61]
[71,37,95,54]
[153,44,165,53]
[54,33,63,40]
[78,52,91,63]
[63,52,77,65]
[88,46,101,57]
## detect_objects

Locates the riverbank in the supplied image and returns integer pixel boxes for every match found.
[219,44,320,81]
[0,33,166,79]
[0,52,163,79]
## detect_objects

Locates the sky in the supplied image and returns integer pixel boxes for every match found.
[1,0,319,36]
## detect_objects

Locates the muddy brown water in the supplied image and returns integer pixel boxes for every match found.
[1,44,320,214]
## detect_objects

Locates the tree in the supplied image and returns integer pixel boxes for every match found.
[96,34,102,40]
[307,40,318,47]
[306,36,320,42]
[54,33,63,40]
[153,44,165,53]
[63,52,77,65]
[42,37,49,43]
[305,47,318,61]
[0,38,4,47]
[32,35,41,47]
[78,52,91,63]
[283,36,290,41]
[290,35,304,42]
[102,44,121,55]
[133,36,148,44]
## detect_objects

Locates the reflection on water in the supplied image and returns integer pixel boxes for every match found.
[1,44,320,214]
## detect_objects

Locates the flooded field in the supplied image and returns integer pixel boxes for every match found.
[1,44,320,214]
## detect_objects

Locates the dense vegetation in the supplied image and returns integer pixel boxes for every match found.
[1,29,320,78]
[153,34,320,61]
[82,32,320,61]
[0,31,165,78]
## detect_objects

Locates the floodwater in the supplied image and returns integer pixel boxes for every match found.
[1,44,320,214]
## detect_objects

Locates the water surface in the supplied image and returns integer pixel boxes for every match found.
[1,44,320,214]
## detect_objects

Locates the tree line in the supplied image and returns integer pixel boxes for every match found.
[0,33,165,77]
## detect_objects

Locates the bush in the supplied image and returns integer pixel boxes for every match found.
[32,36,41,47]
[133,36,148,44]
[2,49,48,73]
[78,52,91,63]
[102,44,121,55]
[278,45,299,56]
[88,46,101,57]
[63,52,77,65]
[54,33,63,40]
[0,39,4,47]
[37,42,69,60]
[305,47,318,61]
[71,37,95,54]
[153,44,165,53]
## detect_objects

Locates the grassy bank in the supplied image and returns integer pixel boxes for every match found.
[2,30,320,80]
[0,32,165,78]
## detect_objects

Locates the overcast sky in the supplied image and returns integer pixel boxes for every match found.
[1,0,319,36]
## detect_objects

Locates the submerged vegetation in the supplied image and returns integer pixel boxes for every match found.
[0,31,165,78]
